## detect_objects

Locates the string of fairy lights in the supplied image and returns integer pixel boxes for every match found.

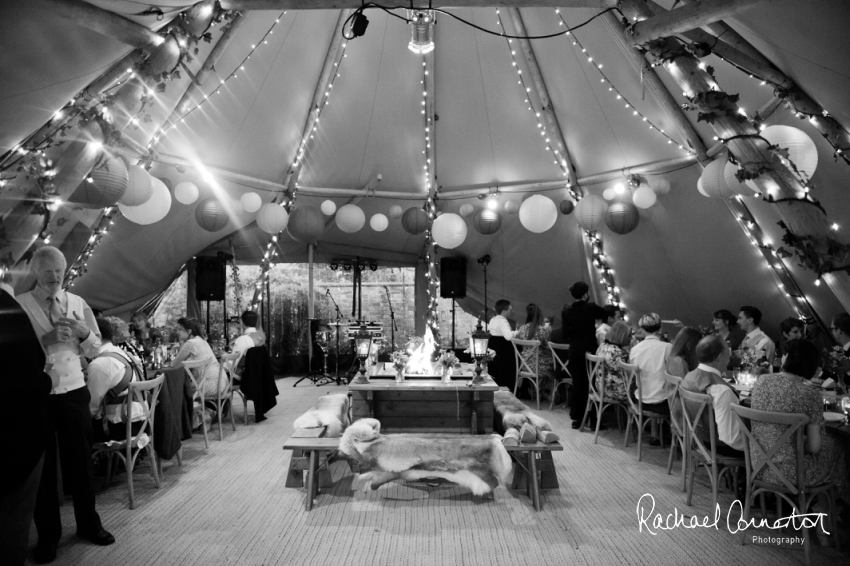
[64,207,116,288]
[420,55,440,336]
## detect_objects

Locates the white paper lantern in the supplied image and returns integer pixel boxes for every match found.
[174,181,199,205]
[370,213,389,232]
[389,205,403,219]
[335,204,365,233]
[602,188,617,201]
[504,200,520,214]
[69,153,128,208]
[649,177,671,196]
[723,161,757,197]
[700,159,735,198]
[120,165,154,206]
[240,192,262,213]
[287,206,324,243]
[119,177,171,225]
[575,195,607,231]
[519,195,558,234]
[321,200,337,215]
[633,186,657,209]
[761,125,818,179]
[431,212,467,249]
[256,203,289,234]
[697,177,709,197]
[459,203,474,218]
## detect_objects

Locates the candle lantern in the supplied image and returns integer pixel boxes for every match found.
[470,320,491,384]
[354,325,373,383]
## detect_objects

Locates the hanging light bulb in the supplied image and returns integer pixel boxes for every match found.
[408,10,435,54]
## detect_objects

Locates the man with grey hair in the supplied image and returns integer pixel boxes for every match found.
[16,246,113,563]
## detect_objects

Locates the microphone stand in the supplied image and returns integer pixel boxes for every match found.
[326,288,344,385]
[384,285,396,354]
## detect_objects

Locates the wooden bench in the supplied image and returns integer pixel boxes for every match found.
[283,432,340,511]
[504,441,564,511]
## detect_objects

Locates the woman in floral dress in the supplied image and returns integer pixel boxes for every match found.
[515,304,554,396]
[169,317,224,398]
[595,321,634,403]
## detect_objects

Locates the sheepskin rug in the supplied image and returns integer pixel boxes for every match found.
[292,393,350,437]
[339,418,512,496]
[493,391,553,432]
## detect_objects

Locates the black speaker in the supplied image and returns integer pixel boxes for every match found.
[440,257,466,298]
[195,256,226,301]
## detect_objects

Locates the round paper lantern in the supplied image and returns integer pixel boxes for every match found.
[159,177,173,192]
[519,195,557,233]
[432,213,467,249]
[194,198,229,232]
[575,195,607,231]
[559,200,575,215]
[602,188,616,201]
[389,205,403,219]
[605,202,640,235]
[370,213,389,232]
[697,177,709,197]
[649,177,671,196]
[473,208,502,235]
[459,203,474,218]
[119,165,154,206]
[700,159,735,198]
[119,177,171,225]
[240,192,262,213]
[335,204,365,233]
[256,203,289,234]
[504,200,520,214]
[183,0,216,38]
[69,154,128,208]
[321,200,337,215]
[174,181,199,205]
[632,186,657,209]
[401,207,429,235]
[723,161,757,197]
[146,35,181,76]
[287,205,325,244]
[761,125,818,179]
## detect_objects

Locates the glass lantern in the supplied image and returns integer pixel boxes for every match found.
[470,320,491,384]
[354,325,373,383]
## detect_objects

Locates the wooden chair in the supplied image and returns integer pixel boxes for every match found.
[92,373,165,510]
[679,387,744,511]
[579,353,623,444]
[547,342,572,410]
[223,350,250,425]
[511,338,542,409]
[619,361,669,462]
[663,372,687,491]
[730,405,841,565]
[182,356,216,449]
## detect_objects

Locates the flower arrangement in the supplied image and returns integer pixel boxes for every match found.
[734,347,771,371]
[391,351,410,372]
[824,346,850,377]
[436,350,459,369]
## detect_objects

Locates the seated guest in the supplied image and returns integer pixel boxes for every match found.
[738,305,776,363]
[751,339,846,541]
[224,310,266,376]
[169,317,224,398]
[487,300,517,390]
[831,312,850,354]
[629,313,672,444]
[595,321,633,403]
[680,335,745,454]
[712,309,746,350]
[515,304,554,395]
[87,318,146,441]
[666,327,702,379]
[129,310,153,361]
[595,304,622,346]
[777,317,804,364]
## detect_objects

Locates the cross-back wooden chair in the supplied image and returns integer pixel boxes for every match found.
[730,405,840,566]
[547,342,572,410]
[664,372,687,491]
[182,357,216,449]
[679,387,744,511]
[92,373,165,509]
[579,353,622,444]
[511,338,542,409]
[619,361,670,462]
[223,350,250,425]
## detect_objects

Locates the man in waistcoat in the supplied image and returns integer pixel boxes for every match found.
[16,246,114,563]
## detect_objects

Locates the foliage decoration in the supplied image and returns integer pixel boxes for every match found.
[776,220,850,275]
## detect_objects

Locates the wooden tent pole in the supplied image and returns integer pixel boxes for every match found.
[508,8,578,187]
[34,0,164,51]
[619,0,850,311]
[222,0,616,10]
[629,0,777,45]
[425,49,437,197]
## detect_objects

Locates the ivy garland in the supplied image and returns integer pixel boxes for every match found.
[776,221,850,276]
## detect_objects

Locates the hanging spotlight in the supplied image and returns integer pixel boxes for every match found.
[330,262,339,271]
[350,11,369,38]
[408,10,435,54]
[342,262,352,271]
[370,262,378,272]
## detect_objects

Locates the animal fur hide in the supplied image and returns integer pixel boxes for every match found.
[339,418,512,495]
[292,393,350,438]
[493,391,552,432]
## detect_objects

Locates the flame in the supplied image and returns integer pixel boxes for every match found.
[406,326,436,374]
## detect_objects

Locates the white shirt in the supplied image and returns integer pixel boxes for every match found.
[488,315,515,340]
[226,327,257,373]
[629,334,672,404]
[743,328,775,362]
[843,340,850,353]
[596,323,610,346]
[692,364,745,451]
[86,343,145,423]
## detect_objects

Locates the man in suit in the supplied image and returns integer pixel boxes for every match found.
[16,246,114,563]
[738,305,776,363]
[561,282,606,429]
